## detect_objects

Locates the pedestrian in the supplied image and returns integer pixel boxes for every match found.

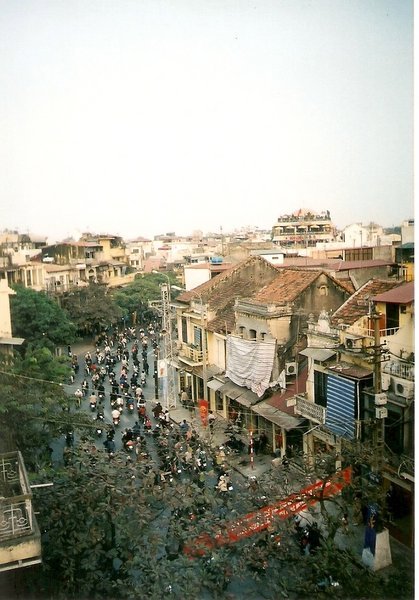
[74,388,83,408]
[180,389,188,406]
[179,419,190,437]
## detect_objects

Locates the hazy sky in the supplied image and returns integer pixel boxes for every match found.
[0,0,413,241]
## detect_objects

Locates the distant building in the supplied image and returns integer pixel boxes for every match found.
[272,208,335,248]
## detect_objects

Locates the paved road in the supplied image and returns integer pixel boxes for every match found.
[54,335,413,598]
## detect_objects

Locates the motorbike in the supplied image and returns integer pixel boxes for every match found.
[317,575,340,590]
[215,474,233,493]
[104,438,116,457]
[225,434,246,453]
[65,430,74,447]
[140,375,146,387]
[124,439,135,452]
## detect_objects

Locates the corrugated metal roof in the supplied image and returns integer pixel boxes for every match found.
[327,362,373,379]
[252,402,303,431]
[372,281,414,304]
[267,367,308,415]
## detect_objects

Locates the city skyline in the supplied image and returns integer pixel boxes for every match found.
[0,0,413,242]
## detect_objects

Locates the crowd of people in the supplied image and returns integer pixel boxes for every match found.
[65,322,236,493]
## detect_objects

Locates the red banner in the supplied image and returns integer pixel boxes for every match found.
[198,399,209,426]
[184,466,352,556]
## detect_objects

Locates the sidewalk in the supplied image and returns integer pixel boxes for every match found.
[168,401,274,480]
[70,338,414,581]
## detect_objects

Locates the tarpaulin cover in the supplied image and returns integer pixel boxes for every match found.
[225,336,276,397]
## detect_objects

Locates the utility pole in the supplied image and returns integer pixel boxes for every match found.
[160,281,177,409]
[201,298,208,405]
[154,346,159,400]
[371,307,385,472]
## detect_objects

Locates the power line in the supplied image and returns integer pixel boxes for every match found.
[0,368,68,388]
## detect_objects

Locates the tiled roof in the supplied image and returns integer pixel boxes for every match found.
[177,255,280,334]
[254,269,320,303]
[253,269,349,304]
[337,278,356,294]
[207,307,236,334]
[331,279,401,326]
[177,255,278,306]
[372,281,414,304]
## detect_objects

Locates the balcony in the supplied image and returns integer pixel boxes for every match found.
[293,394,326,424]
[177,342,208,366]
[383,361,415,381]
[0,452,42,572]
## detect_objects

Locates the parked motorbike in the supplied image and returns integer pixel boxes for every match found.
[225,434,246,453]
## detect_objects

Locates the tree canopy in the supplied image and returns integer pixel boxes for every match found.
[61,283,123,336]
[10,286,77,351]
[111,273,180,326]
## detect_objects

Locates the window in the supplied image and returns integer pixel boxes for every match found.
[319,285,328,296]
[238,326,245,337]
[194,326,202,349]
[260,332,266,340]
[181,317,188,343]
[249,329,257,340]
[314,370,327,407]
[216,391,223,412]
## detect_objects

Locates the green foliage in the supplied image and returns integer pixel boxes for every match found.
[61,282,123,335]
[112,273,179,325]
[10,285,76,350]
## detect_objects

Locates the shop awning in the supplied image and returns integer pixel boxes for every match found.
[207,379,224,391]
[0,337,24,346]
[236,389,260,407]
[252,401,303,431]
[218,381,243,399]
[218,380,260,406]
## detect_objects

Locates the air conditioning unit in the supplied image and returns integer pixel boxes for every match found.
[392,377,414,400]
[285,362,298,376]
[345,337,364,350]
[381,373,391,392]
[376,407,388,419]
[374,393,387,406]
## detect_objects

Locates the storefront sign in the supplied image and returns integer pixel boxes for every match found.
[295,397,325,424]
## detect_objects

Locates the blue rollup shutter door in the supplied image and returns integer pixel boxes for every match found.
[325,374,355,439]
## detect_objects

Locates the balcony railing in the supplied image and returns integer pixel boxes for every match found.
[178,342,208,364]
[383,361,415,381]
[0,452,42,571]
[362,327,401,338]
